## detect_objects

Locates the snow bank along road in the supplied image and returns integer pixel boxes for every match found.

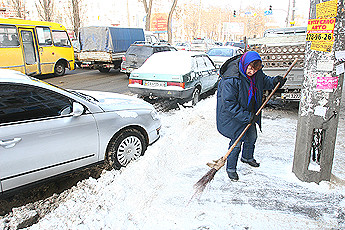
[1,95,345,229]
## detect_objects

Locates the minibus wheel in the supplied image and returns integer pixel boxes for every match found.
[54,62,66,76]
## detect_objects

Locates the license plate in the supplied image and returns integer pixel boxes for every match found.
[144,81,165,87]
[281,92,301,100]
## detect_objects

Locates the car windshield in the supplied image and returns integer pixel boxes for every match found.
[138,52,192,74]
[207,48,234,57]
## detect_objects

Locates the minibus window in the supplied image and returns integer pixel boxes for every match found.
[36,27,52,46]
[0,26,19,47]
[52,30,71,47]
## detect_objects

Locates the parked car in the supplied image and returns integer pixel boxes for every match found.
[144,31,160,43]
[0,69,161,195]
[121,42,177,77]
[128,51,219,105]
[224,41,246,49]
[174,42,191,51]
[190,38,215,52]
[207,46,243,68]
[214,41,223,46]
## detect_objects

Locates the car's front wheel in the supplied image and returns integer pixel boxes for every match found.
[107,129,147,170]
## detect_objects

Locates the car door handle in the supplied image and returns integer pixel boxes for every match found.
[0,138,22,149]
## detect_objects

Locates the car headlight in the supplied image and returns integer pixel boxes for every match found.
[150,109,160,120]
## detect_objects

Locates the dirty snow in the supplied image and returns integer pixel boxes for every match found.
[1,95,345,229]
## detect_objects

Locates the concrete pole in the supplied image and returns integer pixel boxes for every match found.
[292,0,345,183]
[292,0,296,26]
[286,0,291,27]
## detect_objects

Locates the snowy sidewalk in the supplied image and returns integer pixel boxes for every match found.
[1,95,345,229]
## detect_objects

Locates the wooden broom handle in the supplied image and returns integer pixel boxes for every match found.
[222,58,299,160]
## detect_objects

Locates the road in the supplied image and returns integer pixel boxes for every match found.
[39,68,131,95]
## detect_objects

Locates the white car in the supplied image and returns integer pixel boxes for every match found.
[128,51,219,105]
[174,42,191,51]
[0,69,161,195]
[207,46,243,68]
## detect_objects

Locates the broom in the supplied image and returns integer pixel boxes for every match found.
[193,58,299,195]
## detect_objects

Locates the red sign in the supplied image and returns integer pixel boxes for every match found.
[150,13,168,32]
[306,18,335,41]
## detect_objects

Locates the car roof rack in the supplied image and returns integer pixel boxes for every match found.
[133,41,150,45]
[132,41,173,47]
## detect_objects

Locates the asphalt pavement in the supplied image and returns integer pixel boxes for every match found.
[40,68,131,95]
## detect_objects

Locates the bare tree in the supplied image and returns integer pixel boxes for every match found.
[7,0,25,18]
[36,0,54,22]
[179,3,199,40]
[200,7,227,41]
[70,0,82,38]
[236,7,272,39]
[167,0,178,43]
[7,0,21,18]
[140,0,153,31]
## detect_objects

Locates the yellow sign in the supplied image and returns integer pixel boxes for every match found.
[306,18,336,41]
[307,33,333,41]
[316,0,337,18]
[310,41,334,52]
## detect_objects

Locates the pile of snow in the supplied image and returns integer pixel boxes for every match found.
[1,95,345,229]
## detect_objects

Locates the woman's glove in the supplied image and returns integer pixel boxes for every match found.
[273,76,287,88]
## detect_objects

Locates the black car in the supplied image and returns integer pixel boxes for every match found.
[121,42,177,77]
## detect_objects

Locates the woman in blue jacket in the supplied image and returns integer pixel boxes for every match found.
[216,51,286,181]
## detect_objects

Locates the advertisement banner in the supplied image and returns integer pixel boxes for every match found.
[310,41,334,52]
[316,0,337,18]
[150,13,168,32]
[306,18,336,41]
[316,76,338,91]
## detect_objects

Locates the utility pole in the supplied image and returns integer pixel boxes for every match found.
[291,0,296,26]
[127,0,130,27]
[286,0,291,27]
[293,0,344,183]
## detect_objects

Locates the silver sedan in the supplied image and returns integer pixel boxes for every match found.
[0,69,161,195]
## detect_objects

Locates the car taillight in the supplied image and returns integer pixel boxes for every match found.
[129,79,143,85]
[167,82,185,88]
[122,56,126,61]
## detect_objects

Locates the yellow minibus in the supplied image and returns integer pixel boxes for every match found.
[0,18,75,76]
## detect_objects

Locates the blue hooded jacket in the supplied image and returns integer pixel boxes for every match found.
[216,51,275,139]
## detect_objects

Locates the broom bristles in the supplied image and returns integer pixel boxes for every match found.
[193,168,218,194]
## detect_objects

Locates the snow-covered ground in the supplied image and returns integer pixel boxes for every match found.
[1,95,345,229]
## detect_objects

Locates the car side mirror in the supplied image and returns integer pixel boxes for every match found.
[72,102,84,117]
